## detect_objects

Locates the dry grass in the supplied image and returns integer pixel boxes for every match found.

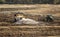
[0,26,60,37]
[0,4,60,37]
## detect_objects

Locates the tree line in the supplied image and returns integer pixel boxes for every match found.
[0,0,60,4]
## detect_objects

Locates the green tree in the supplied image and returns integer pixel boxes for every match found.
[0,0,3,3]
[54,0,60,4]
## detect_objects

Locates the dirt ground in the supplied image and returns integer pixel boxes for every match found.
[0,4,60,37]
